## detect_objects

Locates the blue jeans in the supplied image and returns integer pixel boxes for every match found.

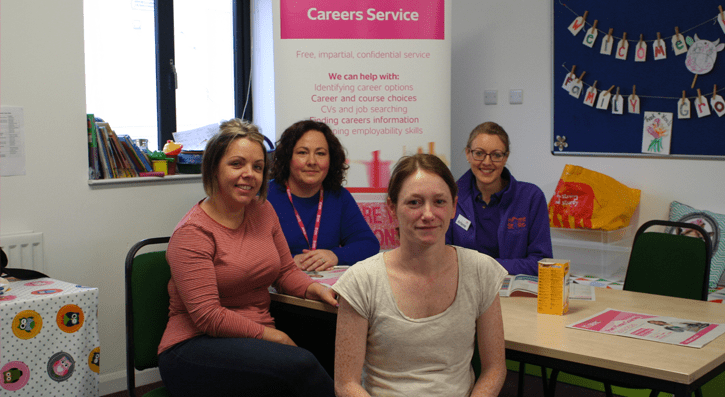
[158,335,335,397]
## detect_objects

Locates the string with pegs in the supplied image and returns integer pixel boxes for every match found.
[714,84,718,99]
[697,88,704,103]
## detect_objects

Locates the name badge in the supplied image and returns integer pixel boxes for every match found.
[455,214,471,231]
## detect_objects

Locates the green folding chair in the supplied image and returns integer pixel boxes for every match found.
[125,237,173,397]
[624,220,711,301]
[548,220,711,397]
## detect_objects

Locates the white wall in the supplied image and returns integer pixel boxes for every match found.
[2,0,723,395]
[0,1,202,394]
[450,0,725,225]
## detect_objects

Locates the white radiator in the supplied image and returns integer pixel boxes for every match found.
[1,232,45,272]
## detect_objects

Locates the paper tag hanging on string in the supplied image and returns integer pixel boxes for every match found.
[711,87,725,117]
[653,33,667,60]
[695,90,711,118]
[600,28,614,55]
[628,86,640,114]
[582,20,598,48]
[569,71,585,99]
[672,27,688,55]
[635,35,647,62]
[710,95,725,116]
[568,11,588,36]
[718,7,725,34]
[616,33,629,60]
[596,86,614,110]
[611,88,624,115]
[583,82,598,107]
[642,112,673,155]
[678,92,691,119]
[561,66,577,91]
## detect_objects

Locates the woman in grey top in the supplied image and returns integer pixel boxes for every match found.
[333,154,508,397]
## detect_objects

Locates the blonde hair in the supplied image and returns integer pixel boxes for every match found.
[201,119,269,201]
[466,121,510,153]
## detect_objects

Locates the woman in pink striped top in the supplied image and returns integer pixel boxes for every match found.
[157,119,337,397]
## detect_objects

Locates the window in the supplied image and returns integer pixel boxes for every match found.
[83,0,251,151]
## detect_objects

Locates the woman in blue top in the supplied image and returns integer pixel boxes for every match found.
[268,120,380,270]
[445,122,552,275]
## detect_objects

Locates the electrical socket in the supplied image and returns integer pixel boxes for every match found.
[484,90,497,105]
[509,89,523,104]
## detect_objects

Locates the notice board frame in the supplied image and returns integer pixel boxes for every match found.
[552,0,725,160]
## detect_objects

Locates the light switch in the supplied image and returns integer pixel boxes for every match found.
[509,89,523,104]
[484,90,497,105]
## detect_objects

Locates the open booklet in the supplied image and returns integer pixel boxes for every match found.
[499,274,539,297]
[567,308,725,348]
[500,274,595,300]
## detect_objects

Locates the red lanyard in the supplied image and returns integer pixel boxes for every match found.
[286,184,323,250]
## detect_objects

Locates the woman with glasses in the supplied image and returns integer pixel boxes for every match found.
[445,122,552,275]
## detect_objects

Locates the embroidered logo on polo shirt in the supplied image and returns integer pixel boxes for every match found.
[507,217,527,230]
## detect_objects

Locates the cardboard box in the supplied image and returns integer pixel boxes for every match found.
[537,259,570,315]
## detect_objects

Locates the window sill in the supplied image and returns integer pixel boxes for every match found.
[87,174,201,187]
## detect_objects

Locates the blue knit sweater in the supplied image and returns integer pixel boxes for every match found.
[267,180,380,267]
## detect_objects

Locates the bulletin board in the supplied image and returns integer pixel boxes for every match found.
[553,0,725,159]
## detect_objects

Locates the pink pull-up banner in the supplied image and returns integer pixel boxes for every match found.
[280,0,445,40]
[273,0,451,201]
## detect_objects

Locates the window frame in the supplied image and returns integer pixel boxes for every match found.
[154,0,252,150]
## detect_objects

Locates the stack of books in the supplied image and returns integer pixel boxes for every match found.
[87,114,154,179]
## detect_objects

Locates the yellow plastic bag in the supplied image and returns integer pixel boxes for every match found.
[548,165,641,231]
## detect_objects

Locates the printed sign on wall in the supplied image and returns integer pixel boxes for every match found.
[273,0,451,189]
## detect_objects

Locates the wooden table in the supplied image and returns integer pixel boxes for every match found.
[270,288,725,395]
[501,288,725,396]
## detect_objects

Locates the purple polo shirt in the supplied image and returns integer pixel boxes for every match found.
[471,176,510,258]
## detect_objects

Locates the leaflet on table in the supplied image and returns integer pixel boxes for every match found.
[499,275,595,300]
[567,308,725,348]
[305,266,350,286]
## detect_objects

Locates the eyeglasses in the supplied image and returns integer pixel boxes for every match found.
[469,149,508,162]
